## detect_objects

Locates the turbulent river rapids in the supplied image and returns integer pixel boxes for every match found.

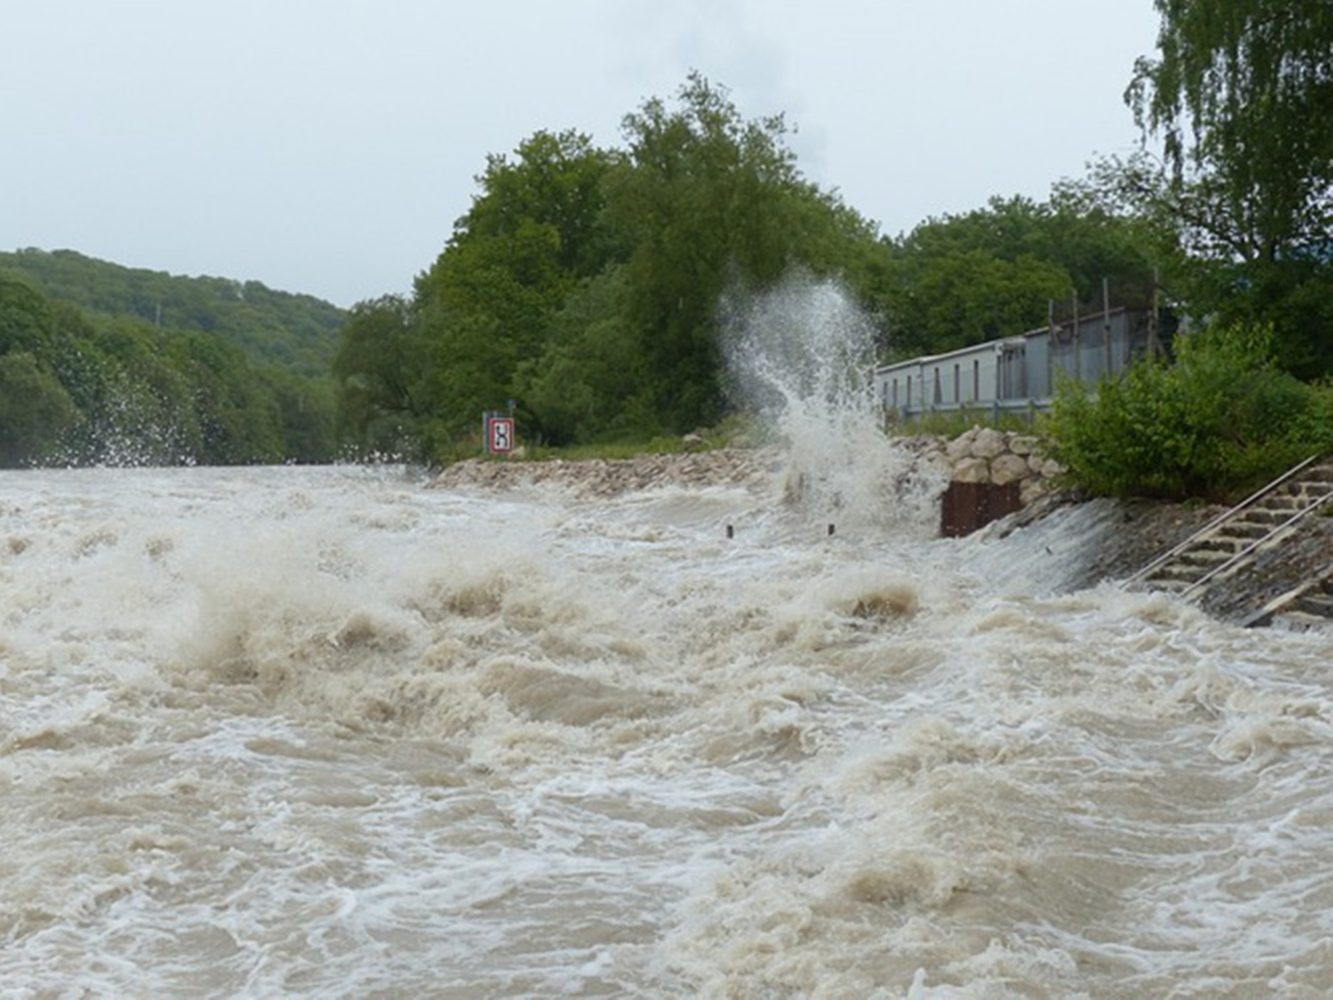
[2,280,1331,997]
[1,457,1329,998]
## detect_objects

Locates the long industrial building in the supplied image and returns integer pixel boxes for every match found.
[874,306,1168,421]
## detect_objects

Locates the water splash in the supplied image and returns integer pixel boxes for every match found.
[47,391,198,468]
[721,270,943,528]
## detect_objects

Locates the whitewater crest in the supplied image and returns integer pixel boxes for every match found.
[721,270,944,530]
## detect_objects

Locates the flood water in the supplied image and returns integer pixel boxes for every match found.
[1,460,1329,997]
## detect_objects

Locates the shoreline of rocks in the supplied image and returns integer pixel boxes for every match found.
[432,428,1068,504]
[429,446,784,498]
[893,427,1065,506]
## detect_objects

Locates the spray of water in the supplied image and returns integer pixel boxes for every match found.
[47,391,198,469]
[721,269,944,528]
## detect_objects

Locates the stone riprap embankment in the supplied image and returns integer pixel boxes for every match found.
[895,426,1065,505]
[432,428,1065,507]
[430,447,784,498]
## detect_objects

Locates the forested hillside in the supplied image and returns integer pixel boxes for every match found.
[0,249,345,375]
[0,273,335,466]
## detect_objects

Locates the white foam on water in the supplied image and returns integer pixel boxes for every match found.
[0,455,1330,996]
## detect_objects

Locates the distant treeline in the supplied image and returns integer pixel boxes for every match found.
[0,270,338,467]
[0,249,345,376]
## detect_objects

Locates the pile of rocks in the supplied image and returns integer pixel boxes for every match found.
[434,429,1065,507]
[902,427,1065,505]
[431,447,782,498]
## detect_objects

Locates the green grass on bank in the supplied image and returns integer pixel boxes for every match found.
[884,407,1040,439]
[436,415,765,465]
[442,407,1051,466]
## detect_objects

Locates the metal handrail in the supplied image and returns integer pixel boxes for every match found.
[1123,453,1324,588]
[1180,486,1333,599]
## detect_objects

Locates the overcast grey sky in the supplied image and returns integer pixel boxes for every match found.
[2,0,1162,307]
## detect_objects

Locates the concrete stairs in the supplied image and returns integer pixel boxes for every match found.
[1243,566,1333,631]
[1124,455,1333,617]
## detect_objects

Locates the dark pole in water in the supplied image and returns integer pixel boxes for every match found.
[827,524,835,536]
[726,524,734,539]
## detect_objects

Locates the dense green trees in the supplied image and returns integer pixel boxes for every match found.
[0,351,78,466]
[0,273,335,467]
[868,194,1159,359]
[1128,0,1331,264]
[334,76,884,455]
[331,75,1175,459]
[331,295,425,456]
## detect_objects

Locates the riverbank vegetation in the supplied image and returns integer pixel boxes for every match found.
[1042,0,1332,498]
[1045,323,1333,500]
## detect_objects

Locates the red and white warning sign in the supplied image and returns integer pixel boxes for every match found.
[486,415,515,454]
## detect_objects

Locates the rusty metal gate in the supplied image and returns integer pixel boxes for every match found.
[940,481,1021,537]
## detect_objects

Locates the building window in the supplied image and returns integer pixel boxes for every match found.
[906,375,912,408]
[973,359,980,400]
[933,368,942,404]
[953,364,960,403]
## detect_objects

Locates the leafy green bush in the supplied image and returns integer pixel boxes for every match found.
[1043,323,1333,500]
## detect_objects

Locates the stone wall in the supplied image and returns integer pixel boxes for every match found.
[901,427,1065,507]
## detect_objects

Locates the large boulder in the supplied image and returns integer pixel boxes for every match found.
[945,431,976,463]
[970,427,1007,459]
[990,453,1030,486]
[1009,435,1039,456]
[1020,478,1048,506]
[952,457,991,483]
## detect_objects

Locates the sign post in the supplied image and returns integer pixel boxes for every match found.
[483,411,515,456]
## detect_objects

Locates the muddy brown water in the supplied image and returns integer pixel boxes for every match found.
[1,463,1329,996]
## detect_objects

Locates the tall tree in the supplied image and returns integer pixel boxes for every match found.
[1128,0,1332,264]
[1126,0,1332,375]
[331,295,426,457]
[0,352,78,465]
[406,130,620,445]
[610,72,875,432]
